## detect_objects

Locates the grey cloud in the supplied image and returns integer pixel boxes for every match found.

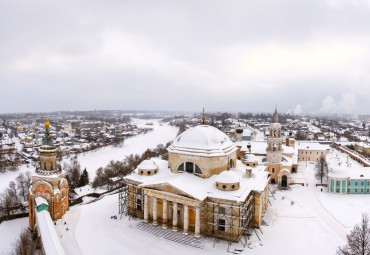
[1,0,370,114]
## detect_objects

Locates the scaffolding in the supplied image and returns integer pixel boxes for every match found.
[203,194,254,249]
[118,183,144,219]
[118,185,128,217]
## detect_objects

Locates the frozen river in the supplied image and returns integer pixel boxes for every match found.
[66,119,178,179]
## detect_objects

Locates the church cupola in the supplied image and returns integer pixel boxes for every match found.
[37,118,60,175]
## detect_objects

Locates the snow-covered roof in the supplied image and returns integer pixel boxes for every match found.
[216,170,240,183]
[138,159,158,170]
[328,167,370,179]
[36,211,66,255]
[168,125,237,157]
[296,142,330,151]
[125,158,268,203]
[243,154,258,162]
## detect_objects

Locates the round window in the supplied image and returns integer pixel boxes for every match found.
[231,185,235,189]
[154,170,157,174]
[148,171,151,175]
[222,185,226,189]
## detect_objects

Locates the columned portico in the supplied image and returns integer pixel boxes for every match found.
[143,188,201,237]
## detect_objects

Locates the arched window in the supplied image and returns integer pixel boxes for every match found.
[177,163,184,172]
[229,159,234,168]
[185,162,194,173]
[178,162,202,175]
[44,162,47,170]
[195,165,202,174]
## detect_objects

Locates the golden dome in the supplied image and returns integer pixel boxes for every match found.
[44,118,50,130]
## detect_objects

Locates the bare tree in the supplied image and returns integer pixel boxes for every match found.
[64,157,82,188]
[337,213,370,255]
[315,155,328,184]
[10,228,36,255]
[8,181,18,202]
[16,173,28,202]
[1,189,16,219]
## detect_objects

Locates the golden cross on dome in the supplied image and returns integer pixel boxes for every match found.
[44,118,50,130]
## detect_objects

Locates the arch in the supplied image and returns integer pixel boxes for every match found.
[195,165,202,174]
[229,159,234,168]
[178,162,202,175]
[281,175,288,187]
[177,163,184,172]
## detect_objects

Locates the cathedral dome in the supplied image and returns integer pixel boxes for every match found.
[168,125,236,157]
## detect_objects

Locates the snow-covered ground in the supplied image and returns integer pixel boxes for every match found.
[62,119,178,179]
[0,217,28,255]
[0,163,33,193]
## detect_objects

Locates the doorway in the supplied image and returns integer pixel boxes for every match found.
[281,175,288,187]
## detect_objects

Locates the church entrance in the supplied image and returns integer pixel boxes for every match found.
[281,175,288,187]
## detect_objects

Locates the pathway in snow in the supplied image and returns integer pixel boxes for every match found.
[304,167,348,242]
[55,205,83,255]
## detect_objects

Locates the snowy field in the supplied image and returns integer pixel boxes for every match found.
[0,217,28,255]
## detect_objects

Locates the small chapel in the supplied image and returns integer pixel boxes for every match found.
[28,118,69,229]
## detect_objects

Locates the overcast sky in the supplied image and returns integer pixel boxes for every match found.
[1,0,370,115]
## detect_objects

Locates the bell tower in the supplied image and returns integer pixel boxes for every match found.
[28,118,69,229]
[266,107,283,164]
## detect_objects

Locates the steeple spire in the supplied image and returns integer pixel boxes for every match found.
[202,107,206,125]
[273,106,279,123]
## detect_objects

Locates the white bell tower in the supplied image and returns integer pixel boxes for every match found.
[266,107,283,164]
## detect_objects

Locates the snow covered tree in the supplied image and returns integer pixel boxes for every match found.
[315,155,328,184]
[337,213,370,255]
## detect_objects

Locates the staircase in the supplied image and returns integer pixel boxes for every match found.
[261,208,275,226]
[132,222,205,249]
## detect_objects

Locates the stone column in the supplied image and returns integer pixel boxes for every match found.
[162,199,168,229]
[152,197,158,226]
[144,195,149,223]
[172,202,178,231]
[183,204,189,235]
[194,206,200,237]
